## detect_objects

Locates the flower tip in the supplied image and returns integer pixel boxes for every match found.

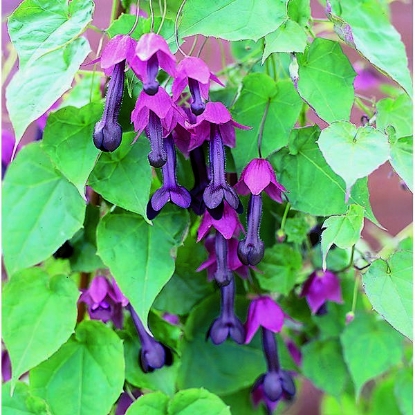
[143,80,160,96]
[237,239,264,266]
[191,101,206,116]
[93,122,123,152]
[148,150,167,168]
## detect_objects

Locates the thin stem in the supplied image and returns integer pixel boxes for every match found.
[257,99,270,158]
[351,272,359,314]
[110,0,119,25]
[77,272,90,323]
[157,0,167,34]
[335,245,356,273]
[149,0,155,32]
[280,202,291,231]
[175,0,187,56]
[128,0,141,35]
[188,35,199,56]
[197,37,209,58]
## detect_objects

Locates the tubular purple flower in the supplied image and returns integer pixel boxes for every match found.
[127,304,173,373]
[172,56,224,115]
[213,231,234,286]
[147,134,191,219]
[100,34,136,76]
[238,194,264,266]
[130,33,176,95]
[207,277,245,344]
[93,60,125,152]
[203,124,242,215]
[188,146,210,215]
[300,269,343,314]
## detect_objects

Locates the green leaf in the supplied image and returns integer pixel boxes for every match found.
[221,388,266,415]
[69,205,105,272]
[6,0,93,142]
[321,393,365,415]
[318,122,390,197]
[179,0,288,42]
[2,142,86,276]
[2,268,78,387]
[2,382,51,415]
[394,368,413,415]
[370,377,401,415]
[340,313,404,397]
[284,215,310,245]
[96,208,189,327]
[61,72,103,108]
[270,126,378,222]
[297,38,356,123]
[321,204,364,270]
[231,73,302,174]
[363,250,413,340]
[88,134,152,220]
[263,19,307,61]
[168,389,231,415]
[376,93,413,139]
[30,320,125,415]
[153,234,214,316]
[287,0,311,27]
[41,103,102,195]
[390,136,413,191]
[328,0,412,96]
[301,338,349,398]
[126,392,169,415]
[254,244,302,295]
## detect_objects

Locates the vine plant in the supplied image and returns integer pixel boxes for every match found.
[2,0,413,414]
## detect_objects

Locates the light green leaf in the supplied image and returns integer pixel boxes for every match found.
[231,73,302,174]
[254,244,302,295]
[2,382,51,415]
[370,377,401,415]
[2,142,86,276]
[270,126,379,222]
[6,0,93,142]
[328,0,412,96]
[96,208,189,327]
[321,204,364,270]
[321,393,365,415]
[340,313,404,397]
[88,134,152,220]
[287,0,311,27]
[390,136,413,191]
[394,368,413,415]
[168,389,231,415]
[126,392,169,415]
[284,215,310,245]
[30,320,125,415]
[302,338,349,398]
[41,103,102,195]
[179,0,288,42]
[2,268,79,388]
[297,38,356,123]
[263,19,307,61]
[318,121,390,198]
[376,93,413,139]
[363,249,413,340]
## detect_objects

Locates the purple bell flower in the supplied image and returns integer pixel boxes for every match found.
[300,269,343,315]
[237,194,264,266]
[2,348,11,382]
[126,304,173,373]
[172,56,223,115]
[245,296,286,344]
[100,34,136,76]
[131,87,186,167]
[79,276,129,329]
[115,389,142,415]
[130,33,176,95]
[93,60,125,152]
[147,134,191,219]
[251,329,296,414]
[207,277,245,343]
[234,158,286,203]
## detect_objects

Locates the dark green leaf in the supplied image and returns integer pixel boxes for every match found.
[96,208,189,327]
[297,38,356,123]
[363,249,413,340]
[2,143,86,276]
[301,338,349,398]
[179,0,288,42]
[284,215,310,245]
[88,134,152,219]
[340,313,404,397]
[30,321,125,415]
[318,122,390,197]
[231,73,302,174]
[41,103,102,195]
[254,244,302,295]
